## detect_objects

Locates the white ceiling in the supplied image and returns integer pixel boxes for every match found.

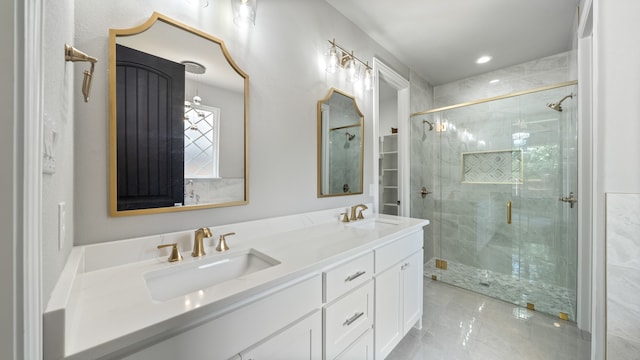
[325,0,579,85]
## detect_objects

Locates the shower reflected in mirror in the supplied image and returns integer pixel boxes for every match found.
[547,93,574,112]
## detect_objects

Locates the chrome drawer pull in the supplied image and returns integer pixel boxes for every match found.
[344,270,366,282]
[343,312,365,326]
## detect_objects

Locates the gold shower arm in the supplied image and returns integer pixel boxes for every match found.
[65,44,98,103]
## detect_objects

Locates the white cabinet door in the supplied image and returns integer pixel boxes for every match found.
[241,311,321,360]
[334,328,373,360]
[374,248,424,360]
[402,251,423,334]
[374,263,403,360]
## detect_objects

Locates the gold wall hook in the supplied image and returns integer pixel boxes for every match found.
[65,44,98,102]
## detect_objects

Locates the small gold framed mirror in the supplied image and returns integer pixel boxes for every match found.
[317,88,364,197]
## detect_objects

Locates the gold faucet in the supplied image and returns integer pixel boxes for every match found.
[216,232,236,252]
[192,227,212,257]
[157,243,183,262]
[350,204,368,221]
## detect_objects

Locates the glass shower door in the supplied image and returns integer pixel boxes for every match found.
[515,85,578,319]
[414,83,579,320]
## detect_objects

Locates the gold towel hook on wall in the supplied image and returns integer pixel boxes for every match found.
[64,44,98,103]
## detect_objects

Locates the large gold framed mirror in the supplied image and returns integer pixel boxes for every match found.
[109,12,249,216]
[317,88,364,197]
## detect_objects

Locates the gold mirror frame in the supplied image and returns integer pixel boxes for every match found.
[109,12,249,216]
[317,88,364,197]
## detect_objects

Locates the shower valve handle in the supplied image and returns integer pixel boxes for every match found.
[420,187,432,198]
[559,192,577,208]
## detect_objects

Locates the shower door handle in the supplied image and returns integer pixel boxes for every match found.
[507,201,512,224]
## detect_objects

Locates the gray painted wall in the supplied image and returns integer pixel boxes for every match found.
[1,1,19,358]
[41,0,75,307]
[598,1,640,358]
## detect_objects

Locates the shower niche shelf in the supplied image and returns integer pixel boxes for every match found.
[380,134,399,215]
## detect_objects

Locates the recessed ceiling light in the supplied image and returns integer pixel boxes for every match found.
[476,55,492,64]
[489,79,500,84]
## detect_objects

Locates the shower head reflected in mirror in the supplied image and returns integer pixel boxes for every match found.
[345,132,355,141]
[547,93,574,112]
[423,120,434,131]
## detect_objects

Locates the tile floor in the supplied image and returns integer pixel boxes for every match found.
[386,279,591,360]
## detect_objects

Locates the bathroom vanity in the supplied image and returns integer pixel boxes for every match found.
[44,207,428,359]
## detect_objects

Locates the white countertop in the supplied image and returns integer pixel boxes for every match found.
[45,210,428,359]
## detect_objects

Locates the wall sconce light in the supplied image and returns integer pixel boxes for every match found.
[325,39,373,90]
[64,44,97,103]
[231,0,257,28]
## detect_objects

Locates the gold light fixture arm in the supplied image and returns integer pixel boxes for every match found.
[328,39,371,71]
[65,44,98,102]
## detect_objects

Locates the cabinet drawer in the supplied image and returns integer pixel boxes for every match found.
[375,231,422,273]
[324,252,373,302]
[324,281,374,360]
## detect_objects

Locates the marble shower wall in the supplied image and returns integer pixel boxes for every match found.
[433,51,575,108]
[606,193,640,358]
[328,129,362,194]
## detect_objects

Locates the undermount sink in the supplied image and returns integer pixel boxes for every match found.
[144,248,280,301]
[346,218,401,230]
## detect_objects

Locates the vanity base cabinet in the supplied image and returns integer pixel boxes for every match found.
[374,231,424,360]
[240,310,321,360]
[121,275,321,360]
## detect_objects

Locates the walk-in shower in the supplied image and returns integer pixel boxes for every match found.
[411,82,579,321]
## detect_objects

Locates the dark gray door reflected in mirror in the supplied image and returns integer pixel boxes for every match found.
[116,44,185,211]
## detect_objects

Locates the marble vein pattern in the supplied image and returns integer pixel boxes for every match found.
[387,279,590,360]
[606,193,640,358]
[433,51,574,108]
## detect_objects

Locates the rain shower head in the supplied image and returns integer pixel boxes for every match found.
[423,120,434,131]
[345,132,355,141]
[547,94,574,112]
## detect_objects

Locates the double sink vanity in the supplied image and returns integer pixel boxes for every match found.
[44,206,428,359]
[53,10,431,360]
